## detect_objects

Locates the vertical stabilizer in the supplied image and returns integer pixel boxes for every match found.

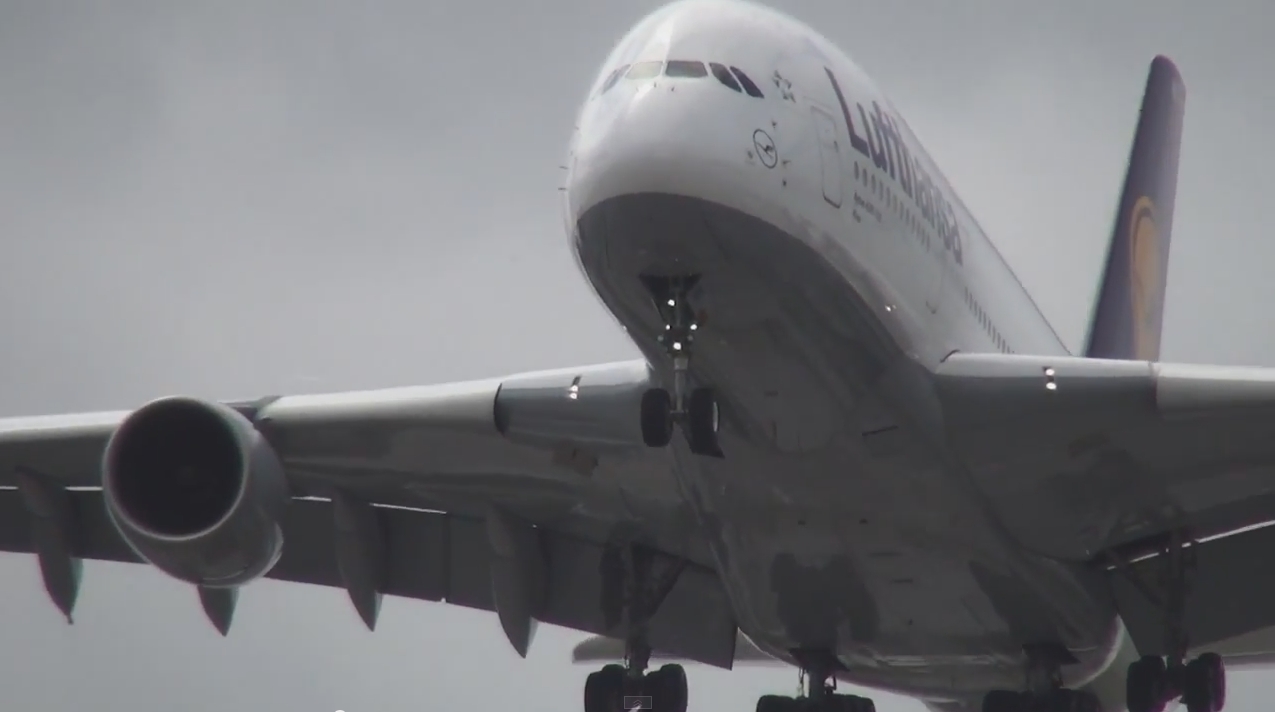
[1083,56,1186,362]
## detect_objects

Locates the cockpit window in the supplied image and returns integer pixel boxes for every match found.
[626,61,664,80]
[665,60,708,78]
[600,60,764,99]
[730,67,764,98]
[599,65,629,94]
[709,62,742,93]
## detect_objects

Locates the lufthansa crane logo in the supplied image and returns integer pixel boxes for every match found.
[753,129,777,168]
[1128,195,1160,361]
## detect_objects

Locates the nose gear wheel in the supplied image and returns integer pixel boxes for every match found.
[637,274,722,458]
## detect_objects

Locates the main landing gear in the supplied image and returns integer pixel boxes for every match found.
[638,275,723,458]
[1113,531,1226,712]
[583,545,689,712]
[755,649,876,712]
[981,643,1101,712]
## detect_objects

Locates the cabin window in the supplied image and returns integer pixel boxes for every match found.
[665,60,708,78]
[627,61,663,80]
[730,67,764,97]
[710,63,742,92]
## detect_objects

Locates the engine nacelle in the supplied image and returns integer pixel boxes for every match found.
[101,397,289,587]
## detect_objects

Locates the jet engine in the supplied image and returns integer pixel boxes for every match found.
[101,397,290,587]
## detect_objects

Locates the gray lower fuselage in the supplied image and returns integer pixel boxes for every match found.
[572,192,1130,704]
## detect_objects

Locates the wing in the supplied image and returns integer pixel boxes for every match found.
[0,359,740,667]
[934,352,1275,660]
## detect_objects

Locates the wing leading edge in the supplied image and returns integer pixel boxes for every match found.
[0,360,740,668]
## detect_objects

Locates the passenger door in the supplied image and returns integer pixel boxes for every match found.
[810,105,842,208]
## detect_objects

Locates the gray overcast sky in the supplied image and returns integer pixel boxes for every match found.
[0,1,1270,711]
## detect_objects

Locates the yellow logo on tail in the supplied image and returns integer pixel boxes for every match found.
[1128,195,1161,361]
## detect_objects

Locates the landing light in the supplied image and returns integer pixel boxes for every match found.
[1042,366,1058,392]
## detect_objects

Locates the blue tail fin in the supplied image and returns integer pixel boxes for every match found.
[1083,56,1186,362]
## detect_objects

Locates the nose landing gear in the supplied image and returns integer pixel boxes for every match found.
[638,275,722,458]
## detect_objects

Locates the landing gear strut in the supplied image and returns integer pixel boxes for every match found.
[755,649,876,712]
[980,643,1101,712]
[583,545,689,712]
[1113,530,1226,712]
[638,275,722,458]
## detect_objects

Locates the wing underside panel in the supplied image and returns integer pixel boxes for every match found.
[0,489,740,668]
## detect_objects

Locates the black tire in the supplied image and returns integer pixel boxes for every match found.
[756,695,794,712]
[1199,652,1226,711]
[640,388,674,448]
[1057,689,1102,712]
[648,664,688,712]
[686,387,720,455]
[584,664,625,712]
[980,690,1025,712]
[1183,654,1224,712]
[1127,656,1167,712]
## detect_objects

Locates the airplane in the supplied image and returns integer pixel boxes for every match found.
[0,0,1270,711]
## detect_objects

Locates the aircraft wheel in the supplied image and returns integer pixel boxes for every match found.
[836,694,876,712]
[981,690,1027,712]
[1126,655,1169,712]
[686,387,721,456]
[640,388,674,447]
[1200,653,1226,710]
[1183,653,1225,712]
[647,663,688,712]
[756,695,798,712]
[584,664,625,712]
[1050,689,1101,712]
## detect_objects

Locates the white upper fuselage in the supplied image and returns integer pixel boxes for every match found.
[565,0,1068,368]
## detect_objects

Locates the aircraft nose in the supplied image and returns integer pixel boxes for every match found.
[565,65,770,227]
[569,78,697,214]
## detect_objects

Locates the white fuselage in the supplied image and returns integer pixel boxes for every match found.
[564,1,1134,708]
